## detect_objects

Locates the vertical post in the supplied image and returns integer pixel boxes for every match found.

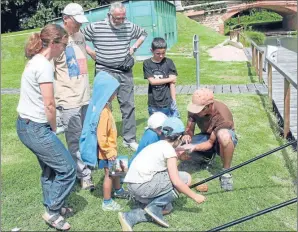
[255,50,259,74]
[268,62,272,105]
[284,78,290,138]
[193,35,200,89]
[259,52,263,82]
[252,45,255,67]
[237,31,240,42]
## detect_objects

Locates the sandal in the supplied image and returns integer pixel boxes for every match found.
[42,212,71,231]
[60,207,74,216]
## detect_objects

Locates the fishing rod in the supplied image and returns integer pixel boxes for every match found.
[190,141,296,189]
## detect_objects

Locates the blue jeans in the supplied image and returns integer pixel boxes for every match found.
[16,117,76,214]
[191,131,238,157]
[148,106,171,117]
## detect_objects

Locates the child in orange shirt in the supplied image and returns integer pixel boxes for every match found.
[97,88,129,211]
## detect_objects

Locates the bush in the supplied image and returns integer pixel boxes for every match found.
[244,31,266,45]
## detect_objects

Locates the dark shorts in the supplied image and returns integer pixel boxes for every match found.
[190,130,238,157]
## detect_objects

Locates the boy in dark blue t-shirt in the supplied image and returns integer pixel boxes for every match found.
[143,37,180,117]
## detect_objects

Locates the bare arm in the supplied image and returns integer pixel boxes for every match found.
[194,131,216,151]
[85,45,96,61]
[167,157,205,204]
[170,82,176,101]
[148,76,176,86]
[130,35,146,55]
[40,82,56,132]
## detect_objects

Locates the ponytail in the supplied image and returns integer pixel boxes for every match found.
[25,33,43,59]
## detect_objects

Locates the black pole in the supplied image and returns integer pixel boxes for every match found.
[190,141,296,189]
[207,198,297,232]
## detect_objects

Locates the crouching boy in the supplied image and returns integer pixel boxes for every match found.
[118,117,206,231]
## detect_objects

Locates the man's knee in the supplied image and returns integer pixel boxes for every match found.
[217,129,233,147]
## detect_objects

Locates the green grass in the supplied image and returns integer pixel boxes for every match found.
[2,94,297,231]
[1,13,258,89]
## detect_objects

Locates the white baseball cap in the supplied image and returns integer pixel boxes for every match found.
[62,3,89,23]
[147,112,168,130]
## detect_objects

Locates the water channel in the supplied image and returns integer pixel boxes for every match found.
[264,35,297,53]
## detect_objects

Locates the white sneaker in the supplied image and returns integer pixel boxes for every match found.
[102,199,122,211]
[123,141,138,151]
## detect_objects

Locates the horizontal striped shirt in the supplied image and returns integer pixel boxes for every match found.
[82,18,147,73]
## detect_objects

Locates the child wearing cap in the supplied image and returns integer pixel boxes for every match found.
[143,37,180,117]
[128,112,168,167]
[118,117,205,231]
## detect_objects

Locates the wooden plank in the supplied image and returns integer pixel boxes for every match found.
[222,85,231,93]
[238,85,249,93]
[214,85,222,94]
[231,85,240,94]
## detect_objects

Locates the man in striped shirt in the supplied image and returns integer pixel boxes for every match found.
[82,1,147,151]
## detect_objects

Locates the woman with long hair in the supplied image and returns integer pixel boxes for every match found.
[16,24,76,230]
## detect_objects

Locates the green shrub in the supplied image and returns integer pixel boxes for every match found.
[244,31,266,45]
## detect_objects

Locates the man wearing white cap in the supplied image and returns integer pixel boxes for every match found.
[181,88,238,191]
[53,3,95,191]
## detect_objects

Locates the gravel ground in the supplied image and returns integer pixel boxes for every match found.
[208,45,248,62]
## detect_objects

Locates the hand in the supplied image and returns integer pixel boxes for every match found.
[108,156,116,161]
[171,76,177,84]
[182,135,192,144]
[129,47,135,55]
[193,194,206,204]
[181,144,196,153]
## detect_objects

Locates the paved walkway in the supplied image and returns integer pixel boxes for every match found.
[2,83,268,95]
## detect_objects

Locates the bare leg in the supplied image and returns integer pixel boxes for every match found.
[217,129,235,169]
[103,168,112,200]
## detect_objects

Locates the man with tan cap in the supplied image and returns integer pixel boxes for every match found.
[53,3,96,191]
[181,88,238,191]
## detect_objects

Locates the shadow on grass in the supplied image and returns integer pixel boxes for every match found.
[256,91,297,185]
[67,192,88,216]
[116,118,147,138]
[205,183,291,197]
[246,61,258,83]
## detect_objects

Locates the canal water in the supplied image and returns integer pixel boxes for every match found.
[264,35,297,53]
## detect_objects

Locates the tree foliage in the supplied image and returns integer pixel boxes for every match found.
[1,0,111,33]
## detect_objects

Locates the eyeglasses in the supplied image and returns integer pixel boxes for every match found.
[109,13,126,21]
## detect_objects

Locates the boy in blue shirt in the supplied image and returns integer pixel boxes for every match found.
[128,112,168,167]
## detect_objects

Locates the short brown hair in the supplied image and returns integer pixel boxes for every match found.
[25,24,68,59]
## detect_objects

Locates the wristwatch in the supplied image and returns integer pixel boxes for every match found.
[132,46,137,53]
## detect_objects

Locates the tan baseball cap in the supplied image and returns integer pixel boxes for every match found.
[187,88,214,113]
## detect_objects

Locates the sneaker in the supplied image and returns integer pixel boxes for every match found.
[118,212,133,232]
[102,199,123,211]
[219,173,233,191]
[123,141,138,151]
[162,203,173,215]
[114,189,130,199]
[81,178,95,191]
[144,207,169,228]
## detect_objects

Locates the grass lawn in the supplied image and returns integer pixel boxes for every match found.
[1,13,258,89]
[2,93,296,231]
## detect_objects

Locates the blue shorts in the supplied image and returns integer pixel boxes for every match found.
[98,159,115,170]
[191,130,238,156]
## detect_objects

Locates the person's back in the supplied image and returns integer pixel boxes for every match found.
[128,112,167,167]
